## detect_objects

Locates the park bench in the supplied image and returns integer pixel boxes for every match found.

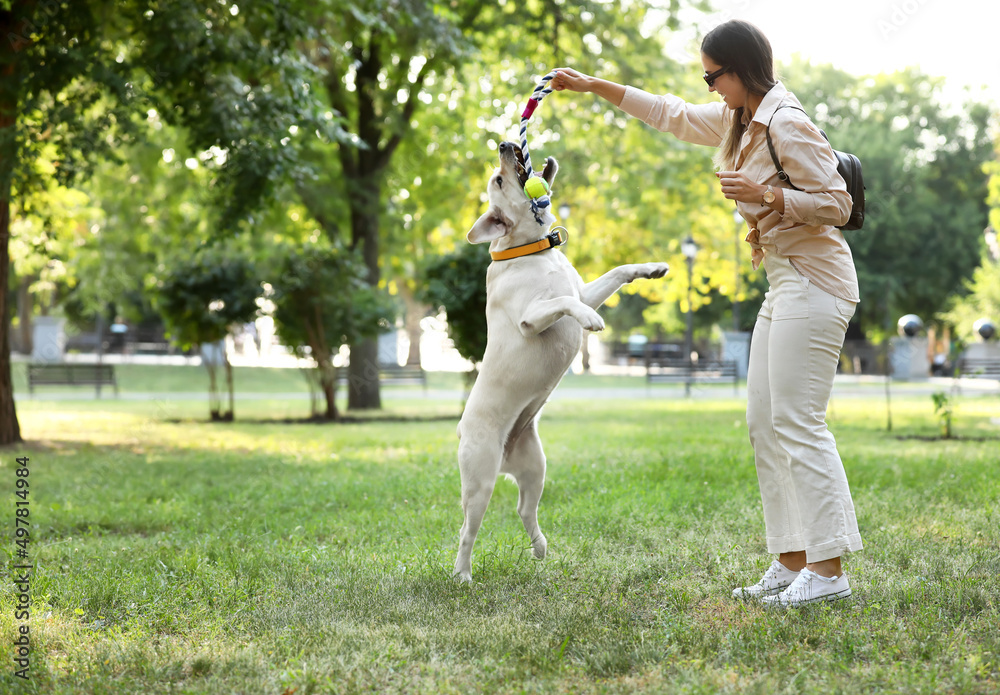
[337,364,427,391]
[27,363,118,397]
[957,357,1000,379]
[645,358,739,393]
[126,325,174,354]
[377,364,427,388]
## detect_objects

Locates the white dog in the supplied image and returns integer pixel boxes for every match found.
[453,141,670,582]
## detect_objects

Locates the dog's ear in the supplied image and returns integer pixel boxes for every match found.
[541,156,558,190]
[467,206,512,244]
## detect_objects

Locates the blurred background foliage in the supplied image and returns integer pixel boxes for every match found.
[1,0,998,435]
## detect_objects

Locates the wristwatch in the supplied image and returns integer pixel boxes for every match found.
[762,185,776,205]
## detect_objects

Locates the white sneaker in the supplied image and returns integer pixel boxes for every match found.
[732,560,800,600]
[763,568,852,608]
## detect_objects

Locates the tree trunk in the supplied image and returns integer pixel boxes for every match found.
[347,178,383,411]
[223,355,234,421]
[0,13,24,445]
[300,367,321,418]
[206,361,220,421]
[0,198,21,445]
[320,365,338,420]
[400,285,425,367]
[347,338,381,410]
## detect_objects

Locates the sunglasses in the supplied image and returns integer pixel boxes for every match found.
[703,66,728,87]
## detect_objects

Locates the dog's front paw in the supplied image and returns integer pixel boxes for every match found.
[575,306,605,332]
[639,262,670,280]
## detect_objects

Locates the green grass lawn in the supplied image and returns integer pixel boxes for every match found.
[1,388,998,693]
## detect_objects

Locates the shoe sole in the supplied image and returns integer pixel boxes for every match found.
[764,587,852,609]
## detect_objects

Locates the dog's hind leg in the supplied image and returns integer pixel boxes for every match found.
[454,427,504,582]
[503,424,548,562]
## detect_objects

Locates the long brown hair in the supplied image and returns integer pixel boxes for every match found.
[701,20,777,170]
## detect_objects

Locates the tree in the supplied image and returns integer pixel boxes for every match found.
[303,0,706,410]
[940,249,1000,345]
[401,1,747,346]
[0,0,333,444]
[940,152,1000,343]
[1,1,136,444]
[150,244,260,421]
[45,114,224,353]
[7,154,97,353]
[784,59,993,336]
[417,242,490,389]
[297,0,485,410]
[267,239,395,420]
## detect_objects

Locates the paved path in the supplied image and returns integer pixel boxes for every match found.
[16,352,999,402]
[15,375,1000,402]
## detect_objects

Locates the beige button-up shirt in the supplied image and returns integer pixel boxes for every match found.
[619,81,860,303]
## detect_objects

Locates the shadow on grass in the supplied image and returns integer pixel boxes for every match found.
[162,412,463,425]
[894,434,1000,442]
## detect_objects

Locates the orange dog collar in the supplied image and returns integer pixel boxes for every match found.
[490,228,568,261]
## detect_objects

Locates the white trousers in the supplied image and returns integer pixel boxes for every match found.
[746,253,863,563]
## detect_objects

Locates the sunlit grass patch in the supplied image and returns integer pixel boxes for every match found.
[1,390,998,693]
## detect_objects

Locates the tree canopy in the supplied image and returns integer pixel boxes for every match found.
[150,243,259,420]
[2,1,998,441]
[0,0,334,442]
[783,59,993,334]
[268,238,396,420]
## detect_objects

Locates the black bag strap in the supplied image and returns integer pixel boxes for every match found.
[765,103,866,231]
[765,104,822,192]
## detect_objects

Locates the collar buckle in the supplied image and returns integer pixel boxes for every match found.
[546,227,568,248]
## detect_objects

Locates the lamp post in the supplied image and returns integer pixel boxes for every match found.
[681,235,699,397]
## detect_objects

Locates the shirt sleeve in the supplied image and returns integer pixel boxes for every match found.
[619,86,728,147]
[770,111,853,227]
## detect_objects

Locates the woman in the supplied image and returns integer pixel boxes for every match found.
[550,19,862,608]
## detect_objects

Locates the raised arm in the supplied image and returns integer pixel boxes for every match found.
[551,68,727,147]
[550,68,626,107]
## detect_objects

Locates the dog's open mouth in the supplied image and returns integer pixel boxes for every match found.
[512,147,529,187]
[500,141,530,187]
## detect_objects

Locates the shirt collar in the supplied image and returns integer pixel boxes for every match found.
[750,81,790,127]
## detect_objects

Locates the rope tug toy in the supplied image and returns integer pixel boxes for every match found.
[519,71,556,224]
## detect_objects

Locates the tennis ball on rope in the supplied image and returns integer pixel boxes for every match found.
[523,175,549,199]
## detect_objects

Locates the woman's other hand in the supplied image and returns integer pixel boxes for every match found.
[717,171,784,213]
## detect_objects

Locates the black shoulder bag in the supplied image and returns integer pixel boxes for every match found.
[765,105,865,231]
